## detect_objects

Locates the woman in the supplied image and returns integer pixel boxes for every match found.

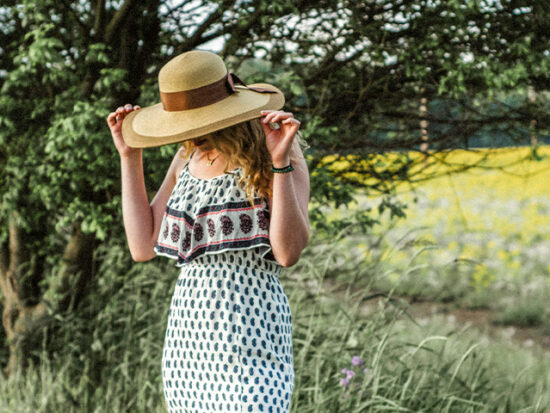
[106,50,310,413]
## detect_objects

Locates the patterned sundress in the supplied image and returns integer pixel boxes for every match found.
[154,157,295,413]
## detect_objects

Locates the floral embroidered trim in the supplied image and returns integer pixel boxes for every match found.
[154,160,277,266]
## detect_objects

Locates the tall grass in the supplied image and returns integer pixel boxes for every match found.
[0,240,172,412]
[0,234,548,412]
[289,233,550,412]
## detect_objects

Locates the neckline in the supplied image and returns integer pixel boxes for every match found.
[184,162,241,182]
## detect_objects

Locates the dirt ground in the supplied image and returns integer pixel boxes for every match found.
[290,275,550,353]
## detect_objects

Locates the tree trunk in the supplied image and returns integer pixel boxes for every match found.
[529,86,537,146]
[0,212,46,375]
[44,223,96,314]
[419,93,429,165]
[0,213,95,376]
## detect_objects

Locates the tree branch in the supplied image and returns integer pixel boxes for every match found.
[219,7,265,58]
[44,224,96,313]
[8,213,27,279]
[104,0,139,43]
[0,239,7,276]
[161,0,197,18]
[93,0,106,36]
[174,0,238,55]
[58,0,91,34]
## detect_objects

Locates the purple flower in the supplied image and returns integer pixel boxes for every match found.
[341,368,355,379]
[239,213,253,233]
[339,358,372,390]
[170,223,180,242]
[339,368,355,387]
[162,224,169,240]
[351,356,364,366]
[220,216,234,235]
[207,218,216,237]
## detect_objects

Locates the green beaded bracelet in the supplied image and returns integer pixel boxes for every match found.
[271,163,294,173]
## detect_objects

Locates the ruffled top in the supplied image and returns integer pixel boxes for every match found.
[154,158,277,267]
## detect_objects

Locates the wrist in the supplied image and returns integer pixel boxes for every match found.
[119,148,142,160]
[271,156,290,169]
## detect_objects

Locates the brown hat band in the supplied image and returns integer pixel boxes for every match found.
[160,72,277,112]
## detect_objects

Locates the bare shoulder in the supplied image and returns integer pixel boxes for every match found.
[150,146,190,211]
[172,146,191,181]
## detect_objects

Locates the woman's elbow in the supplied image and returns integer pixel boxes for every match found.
[130,246,156,262]
[131,253,153,262]
[303,227,310,247]
[276,254,300,268]
[275,236,309,268]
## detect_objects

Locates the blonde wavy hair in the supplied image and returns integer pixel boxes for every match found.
[179,118,308,205]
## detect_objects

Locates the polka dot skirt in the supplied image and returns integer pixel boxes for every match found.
[161,248,294,413]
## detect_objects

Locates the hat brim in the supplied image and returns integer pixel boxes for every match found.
[121,83,285,148]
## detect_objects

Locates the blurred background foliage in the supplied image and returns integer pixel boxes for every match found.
[0,0,549,410]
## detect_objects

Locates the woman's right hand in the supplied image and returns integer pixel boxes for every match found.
[107,103,141,158]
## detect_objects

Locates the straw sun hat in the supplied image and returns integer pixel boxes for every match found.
[121,50,285,148]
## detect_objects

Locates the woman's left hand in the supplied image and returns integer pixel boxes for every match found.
[260,110,301,167]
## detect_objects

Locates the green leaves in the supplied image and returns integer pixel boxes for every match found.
[85,43,110,65]
[40,99,121,239]
[95,68,130,94]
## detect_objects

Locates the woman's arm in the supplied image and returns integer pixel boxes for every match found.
[120,151,186,261]
[268,140,310,267]
[261,110,310,267]
[107,104,185,262]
